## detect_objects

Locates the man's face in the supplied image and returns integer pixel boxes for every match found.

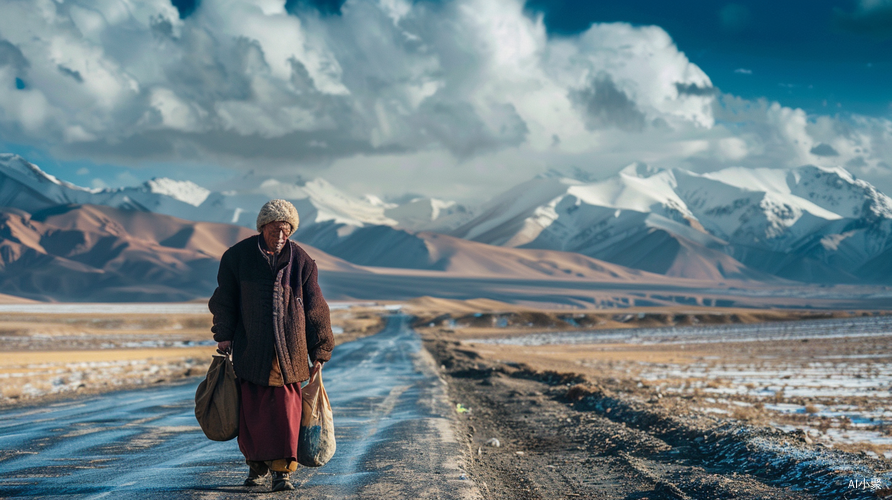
[262,221,291,254]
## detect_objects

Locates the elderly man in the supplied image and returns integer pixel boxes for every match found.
[209,199,334,492]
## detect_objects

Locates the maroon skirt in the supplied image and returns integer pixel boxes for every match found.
[238,380,302,462]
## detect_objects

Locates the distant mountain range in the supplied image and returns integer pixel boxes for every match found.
[0,202,691,302]
[0,204,251,301]
[2,152,891,301]
[448,163,892,283]
[0,153,467,232]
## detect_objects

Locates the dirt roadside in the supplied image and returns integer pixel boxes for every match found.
[423,335,892,500]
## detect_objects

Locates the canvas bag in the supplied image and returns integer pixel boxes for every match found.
[194,353,240,441]
[298,367,336,467]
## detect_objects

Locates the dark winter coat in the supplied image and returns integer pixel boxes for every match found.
[209,235,334,386]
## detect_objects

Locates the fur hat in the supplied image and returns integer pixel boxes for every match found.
[256,199,299,236]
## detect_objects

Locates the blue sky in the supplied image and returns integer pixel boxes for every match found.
[1,0,891,200]
[525,0,892,117]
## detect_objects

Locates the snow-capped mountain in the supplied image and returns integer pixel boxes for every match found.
[0,154,463,233]
[0,154,478,276]
[0,153,225,219]
[4,152,892,284]
[383,197,472,231]
[450,163,892,283]
[0,153,100,211]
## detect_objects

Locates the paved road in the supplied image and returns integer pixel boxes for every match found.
[0,315,478,499]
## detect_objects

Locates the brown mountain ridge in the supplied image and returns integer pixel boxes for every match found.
[0,203,727,303]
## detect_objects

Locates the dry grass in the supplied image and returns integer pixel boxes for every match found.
[422,309,892,458]
[0,305,387,407]
[412,306,884,340]
[330,306,387,345]
[0,347,214,366]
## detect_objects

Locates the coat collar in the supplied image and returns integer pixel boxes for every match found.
[257,235,293,273]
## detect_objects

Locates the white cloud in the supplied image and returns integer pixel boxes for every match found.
[0,0,713,160]
[716,137,749,161]
[113,170,141,187]
[0,0,889,200]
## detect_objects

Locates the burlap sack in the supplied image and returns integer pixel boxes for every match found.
[298,368,336,467]
[194,353,239,441]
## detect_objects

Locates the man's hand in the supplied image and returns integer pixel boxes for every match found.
[312,360,324,375]
[217,341,232,353]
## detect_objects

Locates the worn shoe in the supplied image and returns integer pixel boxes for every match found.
[244,468,269,487]
[271,471,295,492]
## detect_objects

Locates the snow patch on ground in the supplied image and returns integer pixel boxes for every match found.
[469,315,892,453]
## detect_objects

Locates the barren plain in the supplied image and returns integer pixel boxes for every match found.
[416,308,892,457]
[0,302,384,406]
[412,304,892,499]
[2,301,892,499]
